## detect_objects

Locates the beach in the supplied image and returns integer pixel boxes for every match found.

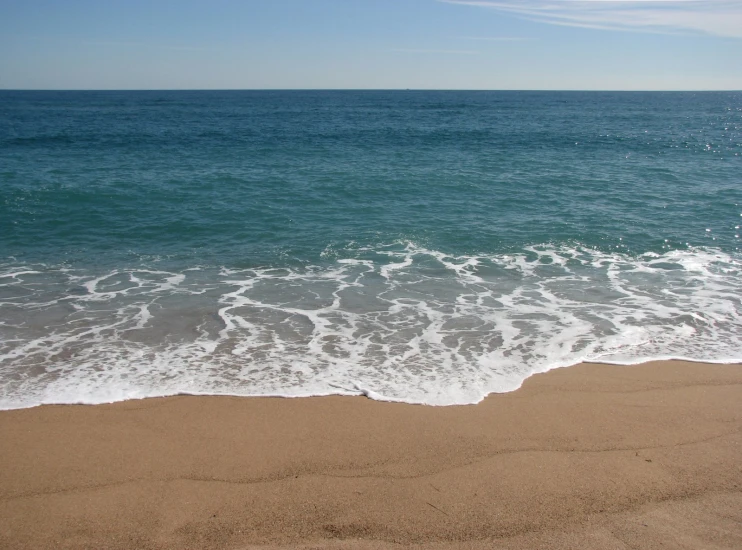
[1,359,740,549]
[2,10,741,550]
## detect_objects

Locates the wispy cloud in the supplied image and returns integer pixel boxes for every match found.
[441,0,742,38]
[391,48,480,54]
[459,36,534,41]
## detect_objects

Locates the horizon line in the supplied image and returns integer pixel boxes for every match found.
[1,88,740,93]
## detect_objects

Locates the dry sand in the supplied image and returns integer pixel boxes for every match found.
[1,360,741,549]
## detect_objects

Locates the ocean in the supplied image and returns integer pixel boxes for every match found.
[1,90,740,409]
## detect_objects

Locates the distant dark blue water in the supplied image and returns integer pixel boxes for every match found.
[1,91,741,408]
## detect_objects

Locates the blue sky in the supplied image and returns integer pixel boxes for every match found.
[0,0,740,90]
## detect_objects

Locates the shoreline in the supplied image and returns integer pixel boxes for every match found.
[5,355,742,412]
[1,359,741,549]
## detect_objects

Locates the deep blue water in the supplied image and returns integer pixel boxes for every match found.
[1,91,741,408]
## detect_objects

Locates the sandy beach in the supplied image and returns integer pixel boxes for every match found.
[1,360,741,549]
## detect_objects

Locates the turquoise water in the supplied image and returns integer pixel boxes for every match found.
[1,90,741,408]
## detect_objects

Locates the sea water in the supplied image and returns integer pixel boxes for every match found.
[1,90,740,409]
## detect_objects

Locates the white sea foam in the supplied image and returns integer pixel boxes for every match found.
[0,243,740,409]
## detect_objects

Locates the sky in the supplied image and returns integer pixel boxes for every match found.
[0,0,740,90]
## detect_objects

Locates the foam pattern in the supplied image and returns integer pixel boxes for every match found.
[1,242,740,408]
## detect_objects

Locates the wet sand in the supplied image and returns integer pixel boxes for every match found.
[1,360,741,549]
